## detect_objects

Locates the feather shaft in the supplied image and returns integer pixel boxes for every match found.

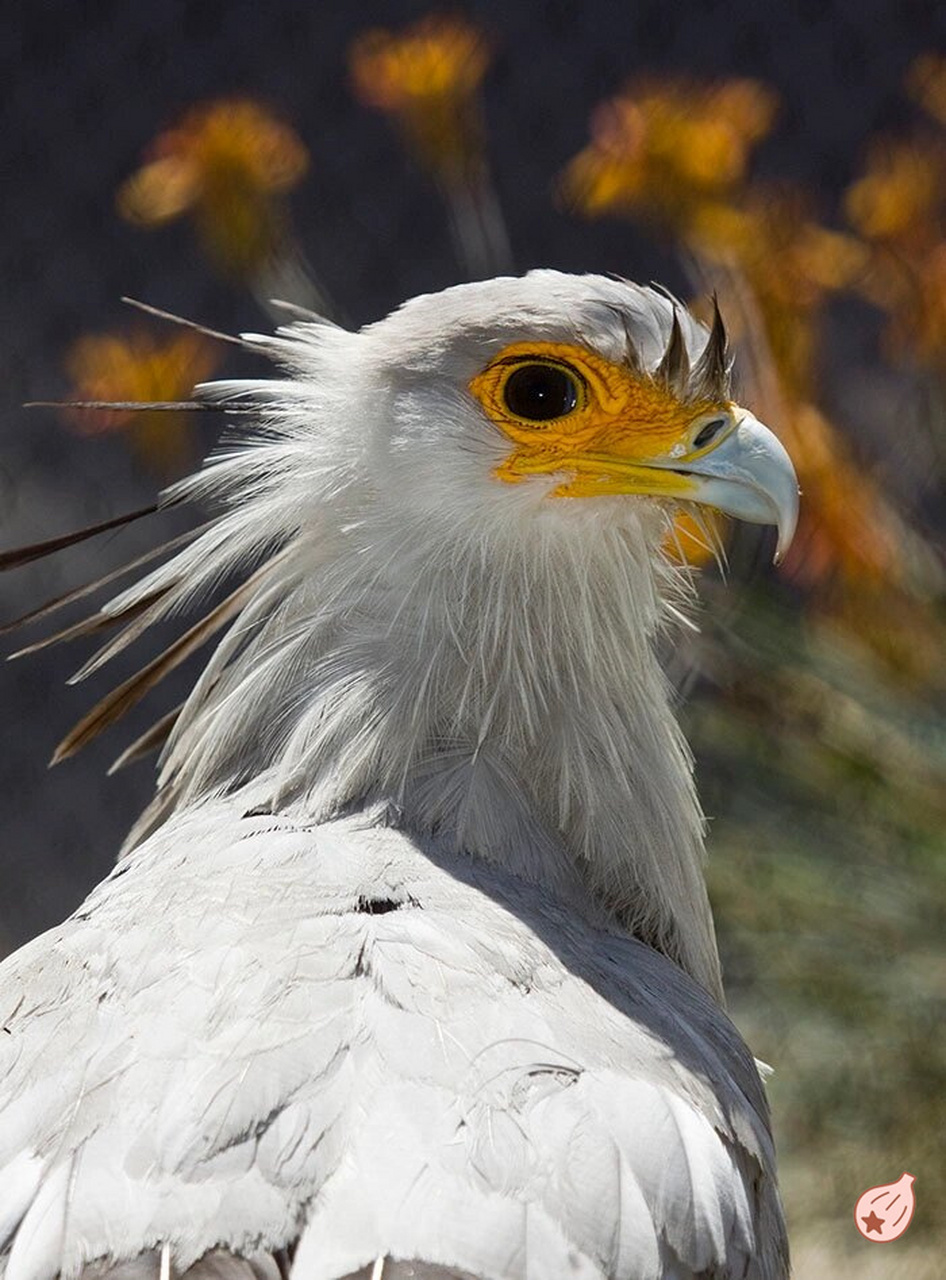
[52,570,266,764]
[108,703,184,774]
[0,505,160,572]
[120,296,247,348]
[24,401,251,413]
[9,587,172,662]
[0,524,206,637]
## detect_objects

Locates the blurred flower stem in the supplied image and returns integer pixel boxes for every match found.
[350,15,512,279]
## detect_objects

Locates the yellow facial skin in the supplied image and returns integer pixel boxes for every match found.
[469,341,734,499]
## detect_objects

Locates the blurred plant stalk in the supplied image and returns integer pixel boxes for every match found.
[350,15,512,279]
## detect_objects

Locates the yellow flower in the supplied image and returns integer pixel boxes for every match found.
[117,99,309,276]
[351,15,489,111]
[64,330,220,473]
[844,136,946,364]
[692,188,868,394]
[695,188,867,305]
[562,77,778,229]
[844,137,943,252]
[350,15,490,177]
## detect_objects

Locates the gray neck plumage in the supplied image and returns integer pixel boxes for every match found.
[155,501,723,999]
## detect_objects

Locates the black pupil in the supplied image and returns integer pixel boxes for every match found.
[504,364,578,421]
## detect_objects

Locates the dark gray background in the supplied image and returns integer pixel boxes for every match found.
[2,0,943,952]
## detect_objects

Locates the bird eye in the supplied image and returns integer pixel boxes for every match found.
[502,363,580,422]
[691,414,730,451]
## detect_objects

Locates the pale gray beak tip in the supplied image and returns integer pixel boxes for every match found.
[678,412,801,563]
[772,484,801,565]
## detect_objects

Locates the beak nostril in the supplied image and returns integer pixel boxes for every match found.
[692,417,728,451]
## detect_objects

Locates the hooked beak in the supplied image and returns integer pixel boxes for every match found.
[658,411,800,563]
[549,410,800,563]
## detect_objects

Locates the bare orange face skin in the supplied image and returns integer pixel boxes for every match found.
[469,341,735,499]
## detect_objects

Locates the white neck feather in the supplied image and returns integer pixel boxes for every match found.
[153,478,722,998]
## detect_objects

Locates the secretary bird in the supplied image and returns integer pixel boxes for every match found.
[0,272,798,1280]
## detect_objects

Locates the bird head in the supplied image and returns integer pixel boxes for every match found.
[5,272,800,988]
[348,271,798,560]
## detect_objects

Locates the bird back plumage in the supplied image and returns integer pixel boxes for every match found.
[0,803,786,1280]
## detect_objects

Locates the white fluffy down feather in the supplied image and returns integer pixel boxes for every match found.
[0,273,796,1279]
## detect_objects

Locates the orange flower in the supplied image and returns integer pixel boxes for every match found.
[844,136,946,364]
[64,330,220,473]
[350,16,490,178]
[562,77,777,230]
[118,99,308,276]
[691,188,868,396]
[695,194,866,299]
[855,241,946,364]
[351,16,488,111]
[844,136,944,255]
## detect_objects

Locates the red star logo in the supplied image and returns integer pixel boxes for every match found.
[861,1210,885,1235]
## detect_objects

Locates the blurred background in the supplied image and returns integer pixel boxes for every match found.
[2,2,944,1275]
